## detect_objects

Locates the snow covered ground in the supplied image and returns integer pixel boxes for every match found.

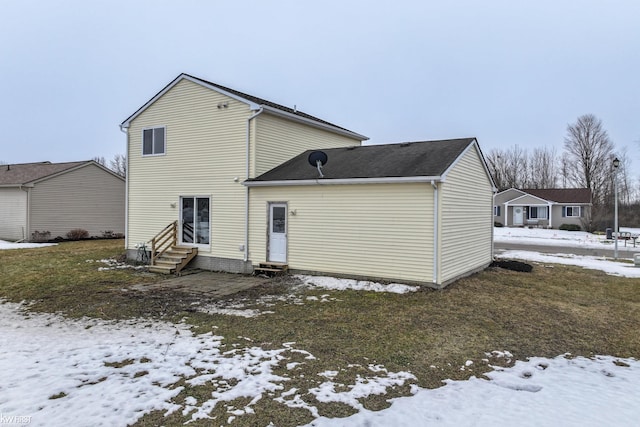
[1,230,640,426]
[1,301,638,427]
[494,226,640,251]
[0,239,56,250]
[494,226,640,278]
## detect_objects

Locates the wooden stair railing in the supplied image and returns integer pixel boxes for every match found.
[150,220,178,266]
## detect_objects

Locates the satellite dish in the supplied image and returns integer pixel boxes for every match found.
[308,151,328,167]
[308,151,328,178]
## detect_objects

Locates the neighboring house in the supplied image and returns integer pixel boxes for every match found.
[120,73,495,287]
[0,161,125,241]
[494,188,592,229]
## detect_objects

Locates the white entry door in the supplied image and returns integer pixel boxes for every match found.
[268,203,287,263]
[513,207,524,226]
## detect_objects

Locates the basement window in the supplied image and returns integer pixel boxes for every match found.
[142,127,166,156]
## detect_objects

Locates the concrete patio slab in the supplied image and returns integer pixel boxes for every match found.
[131,270,271,298]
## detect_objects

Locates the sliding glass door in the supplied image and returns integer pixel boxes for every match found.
[180,196,210,245]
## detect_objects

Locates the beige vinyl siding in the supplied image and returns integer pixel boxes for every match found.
[0,188,28,240]
[253,113,361,177]
[127,79,250,259]
[249,183,434,283]
[439,146,493,284]
[30,165,125,238]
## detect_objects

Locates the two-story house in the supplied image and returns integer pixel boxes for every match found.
[120,73,495,288]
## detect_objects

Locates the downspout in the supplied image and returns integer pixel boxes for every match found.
[119,124,129,251]
[245,107,264,262]
[431,180,439,284]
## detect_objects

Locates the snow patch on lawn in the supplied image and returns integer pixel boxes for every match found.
[497,251,640,278]
[494,226,640,251]
[296,275,419,294]
[0,239,57,250]
[307,354,640,427]
[0,301,413,426]
[85,258,146,271]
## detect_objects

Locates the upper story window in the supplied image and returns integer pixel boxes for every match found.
[142,127,165,156]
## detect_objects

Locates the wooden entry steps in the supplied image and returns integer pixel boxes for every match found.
[148,245,198,275]
[253,262,288,276]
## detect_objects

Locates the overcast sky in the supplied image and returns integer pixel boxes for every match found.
[1,0,638,175]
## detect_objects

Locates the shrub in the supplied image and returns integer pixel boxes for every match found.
[559,224,581,231]
[66,228,89,240]
[101,230,125,239]
[31,230,51,242]
[494,222,503,227]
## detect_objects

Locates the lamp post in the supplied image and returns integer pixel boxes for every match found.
[613,157,620,260]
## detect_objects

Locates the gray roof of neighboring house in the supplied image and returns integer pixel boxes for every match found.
[0,161,110,186]
[248,138,477,182]
[121,73,368,140]
[522,188,592,204]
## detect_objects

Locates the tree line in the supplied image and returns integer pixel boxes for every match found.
[93,154,126,177]
[487,114,639,229]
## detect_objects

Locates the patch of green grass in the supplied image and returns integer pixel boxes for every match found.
[2,241,640,426]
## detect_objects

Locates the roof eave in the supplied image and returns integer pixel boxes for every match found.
[120,74,367,142]
[0,183,34,188]
[260,105,368,141]
[120,74,262,129]
[30,161,124,185]
[244,176,443,187]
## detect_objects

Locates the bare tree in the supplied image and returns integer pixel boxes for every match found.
[110,154,127,177]
[526,147,558,189]
[93,154,126,177]
[563,114,614,205]
[613,147,632,205]
[559,153,571,188]
[486,149,508,191]
[488,145,559,190]
[92,156,106,166]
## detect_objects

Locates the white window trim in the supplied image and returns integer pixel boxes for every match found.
[142,126,166,156]
[565,206,581,217]
[179,195,211,248]
[529,206,548,220]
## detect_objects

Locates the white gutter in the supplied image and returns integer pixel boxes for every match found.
[244,176,443,187]
[244,107,264,262]
[431,180,439,284]
[119,124,129,250]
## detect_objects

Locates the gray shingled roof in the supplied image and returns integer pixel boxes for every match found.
[121,74,366,139]
[0,161,90,186]
[522,188,592,204]
[249,138,476,181]
[185,74,355,132]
